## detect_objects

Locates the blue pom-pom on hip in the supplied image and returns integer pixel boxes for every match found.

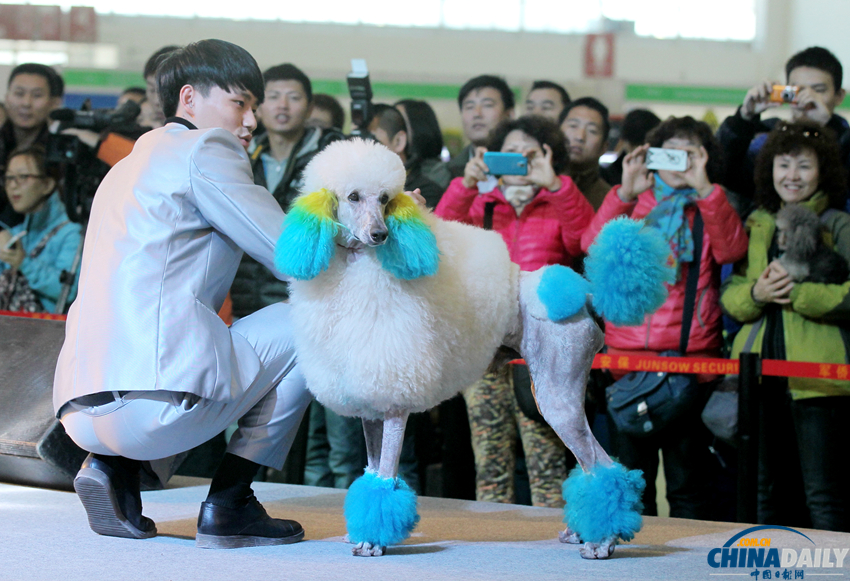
[584,217,674,326]
[536,264,591,322]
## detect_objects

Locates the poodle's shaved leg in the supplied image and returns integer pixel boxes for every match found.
[519,305,610,472]
[362,418,383,473]
[377,410,409,480]
[351,411,410,558]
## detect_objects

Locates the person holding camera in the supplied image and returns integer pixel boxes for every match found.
[0,63,64,229]
[0,145,81,313]
[580,116,748,520]
[718,46,850,203]
[436,116,593,507]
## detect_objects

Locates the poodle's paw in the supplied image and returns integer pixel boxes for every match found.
[352,541,385,557]
[579,537,617,560]
[558,527,582,544]
[342,534,351,544]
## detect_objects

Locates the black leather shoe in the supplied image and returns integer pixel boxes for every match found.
[195,496,304,549]
[73,453,157,539]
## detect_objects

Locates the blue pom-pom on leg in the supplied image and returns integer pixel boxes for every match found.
[563,461,645,544]
[344,471,420,548]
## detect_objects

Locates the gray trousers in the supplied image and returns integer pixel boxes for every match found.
[60,302,313,471]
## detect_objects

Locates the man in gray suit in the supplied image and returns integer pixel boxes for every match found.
[53,40,312,549]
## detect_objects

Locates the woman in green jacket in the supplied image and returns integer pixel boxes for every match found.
[721,121,850,532]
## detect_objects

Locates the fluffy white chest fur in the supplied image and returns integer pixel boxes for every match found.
[289,217,519,419]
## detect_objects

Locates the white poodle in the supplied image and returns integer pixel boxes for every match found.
[275,139,670,559]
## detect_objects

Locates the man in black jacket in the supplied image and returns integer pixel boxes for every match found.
[717,46,849,202]
[230,64,344,318]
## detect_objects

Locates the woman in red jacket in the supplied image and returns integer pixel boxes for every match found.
[436,116,594,507]
[581,116,748,519]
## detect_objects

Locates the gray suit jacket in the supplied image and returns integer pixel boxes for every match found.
[54,120,287,413]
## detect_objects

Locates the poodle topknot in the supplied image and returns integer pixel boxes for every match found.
[301,138,407,199]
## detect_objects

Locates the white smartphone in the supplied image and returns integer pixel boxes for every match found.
[645,148,688,172]
[3,230,26,250]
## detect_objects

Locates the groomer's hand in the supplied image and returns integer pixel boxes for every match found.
[752,260,794,304]
[619,144,654,202]
[462,147,489,189]
[741,80,780,121]
[405,188,427,209]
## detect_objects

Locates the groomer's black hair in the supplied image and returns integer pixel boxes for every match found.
[156,39,264,119]
[8,63,64,97]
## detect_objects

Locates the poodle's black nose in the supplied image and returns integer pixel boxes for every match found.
[370,229,388,244]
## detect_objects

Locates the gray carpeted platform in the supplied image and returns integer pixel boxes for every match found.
[2,479,848,581]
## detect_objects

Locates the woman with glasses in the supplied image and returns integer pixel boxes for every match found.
[0,144,82,313]
[722,121,850,532]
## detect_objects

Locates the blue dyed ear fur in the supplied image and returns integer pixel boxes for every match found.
[584,217,674,326]
[375,195,440,280]
[275,189,339,280]
[537,265,591,322]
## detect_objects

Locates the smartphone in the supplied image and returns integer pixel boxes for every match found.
[483,152,528,176]
[3,230,26,250]
[645,148,688,172]
[770,84,799,103]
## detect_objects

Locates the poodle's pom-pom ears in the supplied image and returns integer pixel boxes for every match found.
[584,217,674,326]
[275,188,339,280]
[376,193,440,280]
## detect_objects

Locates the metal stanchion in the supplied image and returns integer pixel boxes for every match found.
[736,352,761,523]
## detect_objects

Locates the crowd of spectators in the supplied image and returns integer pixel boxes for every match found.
[3,42,850,533]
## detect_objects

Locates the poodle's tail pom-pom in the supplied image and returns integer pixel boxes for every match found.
[344,471,420,548]
[275,189,339,280]
[537,265,592,322]
[585,217,673,326]
[563,462,645,544]
[376,194,440,280]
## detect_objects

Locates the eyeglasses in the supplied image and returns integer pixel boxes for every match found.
[1,174,45,188]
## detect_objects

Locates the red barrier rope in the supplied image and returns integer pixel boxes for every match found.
[0,310,66,321]
[511,354,850,381]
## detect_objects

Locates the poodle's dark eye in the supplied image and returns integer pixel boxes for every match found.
[380,194,389,205]
[348,191,360,202]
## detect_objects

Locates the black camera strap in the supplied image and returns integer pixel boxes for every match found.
[679,210,704,354]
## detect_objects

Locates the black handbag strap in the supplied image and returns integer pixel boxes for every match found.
[679,210,703,354]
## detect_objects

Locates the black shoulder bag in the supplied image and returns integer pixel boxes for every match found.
[605,211,704,437]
